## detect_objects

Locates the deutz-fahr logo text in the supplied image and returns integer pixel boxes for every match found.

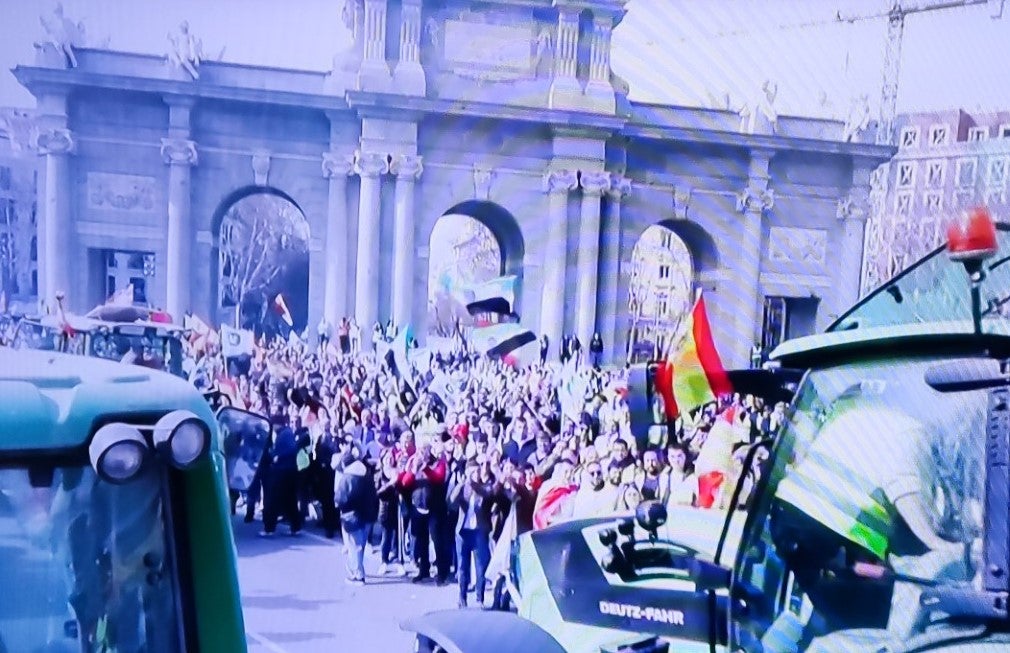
[599,600,686,626]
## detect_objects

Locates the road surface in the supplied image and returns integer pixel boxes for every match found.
[235,516,461,653]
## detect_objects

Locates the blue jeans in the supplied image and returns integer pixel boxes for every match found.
[342,522,370,581]
[457,528,491,603]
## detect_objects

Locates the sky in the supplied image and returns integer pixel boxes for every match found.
[0,0,1008,119]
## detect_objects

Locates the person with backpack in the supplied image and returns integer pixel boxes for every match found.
[334,441,379,585]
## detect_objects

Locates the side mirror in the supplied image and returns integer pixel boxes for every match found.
[217,407,272,492]
[925,358,1007,393]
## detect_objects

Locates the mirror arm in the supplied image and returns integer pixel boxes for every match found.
[714,437,772,565]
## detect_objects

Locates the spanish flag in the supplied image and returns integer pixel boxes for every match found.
[273,293,294,328]
[656,294,732,419]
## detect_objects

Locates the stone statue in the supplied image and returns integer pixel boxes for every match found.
[426,17,441,50]
[167,20,203,80]
[342,0,354,31]
[38,2,85,68]
[842,93,871,142]
[738,80,778,135]
[533,27,553,77]
[0,110,38,153]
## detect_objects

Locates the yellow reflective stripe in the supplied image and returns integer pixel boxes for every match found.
[777,467,892,560]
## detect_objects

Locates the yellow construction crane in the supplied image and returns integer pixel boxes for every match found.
[836,0,1005,145]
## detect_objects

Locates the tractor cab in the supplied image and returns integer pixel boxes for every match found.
[12,314,188,379]
[724,208,1010,651]
[0,348,271,652]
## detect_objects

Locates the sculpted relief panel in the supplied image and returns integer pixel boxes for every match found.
[767,226,827,267]
[443,16,534,82]
[87,172,157,212]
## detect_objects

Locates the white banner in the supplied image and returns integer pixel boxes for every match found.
[220,325,255,358]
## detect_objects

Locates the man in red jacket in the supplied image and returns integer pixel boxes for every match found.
[397,438,450,585]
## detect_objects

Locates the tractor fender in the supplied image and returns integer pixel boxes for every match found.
[401,609,568,653]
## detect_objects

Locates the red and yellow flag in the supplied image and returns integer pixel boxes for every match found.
[656,294,732,419]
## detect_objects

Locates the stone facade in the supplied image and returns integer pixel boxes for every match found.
[11,0,894,368]
[863,109,1010,294]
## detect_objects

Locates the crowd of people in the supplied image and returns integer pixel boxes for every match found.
[187,321,782,608]
[0,307,780,609]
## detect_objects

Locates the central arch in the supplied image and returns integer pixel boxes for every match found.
[210,186,310,337]
[626,220,718,362]
[426,200,525,339]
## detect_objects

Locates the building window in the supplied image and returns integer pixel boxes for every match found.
[954,189,975,207]
[956,158,977,188]
[929,124,949,147]
[984,188,1007,205]
[897,161,916,188]
[0,166,10,191]
[657,297,669,315]
[925,160,945,188]
[0,198,13,223]
[31,270,37,296]
[896,191,913,216]
[658,264,671,280]
[660,231,673,249]
[899,126,920,149]
[968,127,989,142]
[1001,124,1010,138]
[870,165,886,189]
[29,237,37,262]
[924,191,943,212]
[989,157,1008,187]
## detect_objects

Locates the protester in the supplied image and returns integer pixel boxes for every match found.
[67,310,779,592]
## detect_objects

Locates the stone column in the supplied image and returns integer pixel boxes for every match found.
[734,150,775,368]
[322,151,355,326]
[540,169,578,349]
[588,15,612,83]
[549,7,581,107]
[394,0,425,94]
[353,150,389,331]
[160,137,197,320]
[390,153,423,327]
[599,174,631,365]
[362,0,387,62]
[836,159,873,312]
[575,170,611,347]
[36,127,75,308]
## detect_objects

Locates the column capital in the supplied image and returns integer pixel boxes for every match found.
[390,153,423,180]
[543,168,578,194]
[579,170,612,196]
[36,128,75,156]
[322,151,355,179]
[354,150,390,177]
[736,187,775,214]
[606,173,632,199]
[160,138,198,166]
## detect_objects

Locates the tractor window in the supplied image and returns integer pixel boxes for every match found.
[731,356,987,651]
[0,463,182,653]
[832,227,1010,331]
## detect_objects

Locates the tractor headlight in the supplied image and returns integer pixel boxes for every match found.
[153,410,210,469]
[89,424,149,484]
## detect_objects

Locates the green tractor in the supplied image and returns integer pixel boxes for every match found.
[403,208,1010,653]
[0,347,270,652]
[11,309,188,380]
